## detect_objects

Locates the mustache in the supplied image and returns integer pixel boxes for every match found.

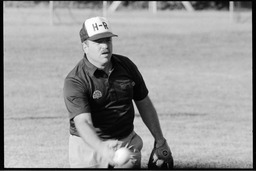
[101,49,109,54]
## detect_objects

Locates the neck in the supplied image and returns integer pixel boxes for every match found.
[88,58,112,73]
[102,62,113,74]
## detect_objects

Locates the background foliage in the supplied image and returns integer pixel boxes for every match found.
[4,1,252,10]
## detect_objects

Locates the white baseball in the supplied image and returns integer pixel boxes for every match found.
[113,147,131,166]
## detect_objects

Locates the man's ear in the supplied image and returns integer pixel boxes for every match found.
[82,41,88,53]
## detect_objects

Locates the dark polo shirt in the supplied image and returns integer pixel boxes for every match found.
[63,54,148,140]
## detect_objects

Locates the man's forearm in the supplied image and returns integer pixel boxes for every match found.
[73,113,117,166]
[74,115,103,150]
[135,96,165,145]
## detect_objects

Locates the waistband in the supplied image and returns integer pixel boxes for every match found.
[118,130,135,141]
[70,130,135,141]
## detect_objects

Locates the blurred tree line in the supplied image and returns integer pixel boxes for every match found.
[5,1,252,10]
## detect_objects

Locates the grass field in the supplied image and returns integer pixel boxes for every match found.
[4,7,252,168]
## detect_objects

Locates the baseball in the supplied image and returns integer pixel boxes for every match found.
[113,147,131,166]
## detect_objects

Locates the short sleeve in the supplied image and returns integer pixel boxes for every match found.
[63,77,91,119]
[132,64,148,101]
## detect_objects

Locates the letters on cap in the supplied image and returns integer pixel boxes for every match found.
[80,16,117,42]
[85,17,110,37]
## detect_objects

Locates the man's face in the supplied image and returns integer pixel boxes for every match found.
[84,37,113,67]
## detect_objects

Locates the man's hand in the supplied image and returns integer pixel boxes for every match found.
[98,140,121,166]
[148,139,174,169]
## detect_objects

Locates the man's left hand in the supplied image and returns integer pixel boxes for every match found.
[148,139,174,169]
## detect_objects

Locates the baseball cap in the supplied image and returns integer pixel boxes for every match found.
[79,16,118,42]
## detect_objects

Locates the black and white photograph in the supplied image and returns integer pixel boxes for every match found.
[3,1,253,169]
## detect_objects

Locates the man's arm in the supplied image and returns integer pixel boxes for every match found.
[135,95,174,168]
[74,113,103,149]
[134,95,165,148]
[73,113,118,165]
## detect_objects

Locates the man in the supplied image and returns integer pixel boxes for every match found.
[63,16,173,168]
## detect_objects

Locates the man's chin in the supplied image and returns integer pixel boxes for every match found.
[101,53,112,59]
[99,54,111,63]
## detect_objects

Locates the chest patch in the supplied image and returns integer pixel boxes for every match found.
[93,90,102,99]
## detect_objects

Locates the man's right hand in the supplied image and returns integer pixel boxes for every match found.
[73,114,121,166]
[98,140,121,166]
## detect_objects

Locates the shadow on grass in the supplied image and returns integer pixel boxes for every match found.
[141,161,252,169]
[5,116,66,120]
[172,160,252,169]
[135,112,208,118]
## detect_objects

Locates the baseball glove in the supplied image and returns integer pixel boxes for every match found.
[148,139,174,169]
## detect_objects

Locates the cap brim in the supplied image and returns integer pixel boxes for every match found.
[88,32,118,41]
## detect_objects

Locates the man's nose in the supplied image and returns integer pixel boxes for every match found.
[101,42,108,48]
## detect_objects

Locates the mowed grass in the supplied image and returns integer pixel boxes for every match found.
[4,7,252,168]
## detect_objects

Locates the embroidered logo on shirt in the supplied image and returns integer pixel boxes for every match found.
[120,81,135,89]
[132,81,135,86]
[93,90,102,99]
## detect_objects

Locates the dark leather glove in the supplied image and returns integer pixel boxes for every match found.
[148,139,174,169]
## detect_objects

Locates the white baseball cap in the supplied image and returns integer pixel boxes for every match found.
[79,16,118,42]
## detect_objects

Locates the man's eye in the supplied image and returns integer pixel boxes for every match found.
[95,39,111,43]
